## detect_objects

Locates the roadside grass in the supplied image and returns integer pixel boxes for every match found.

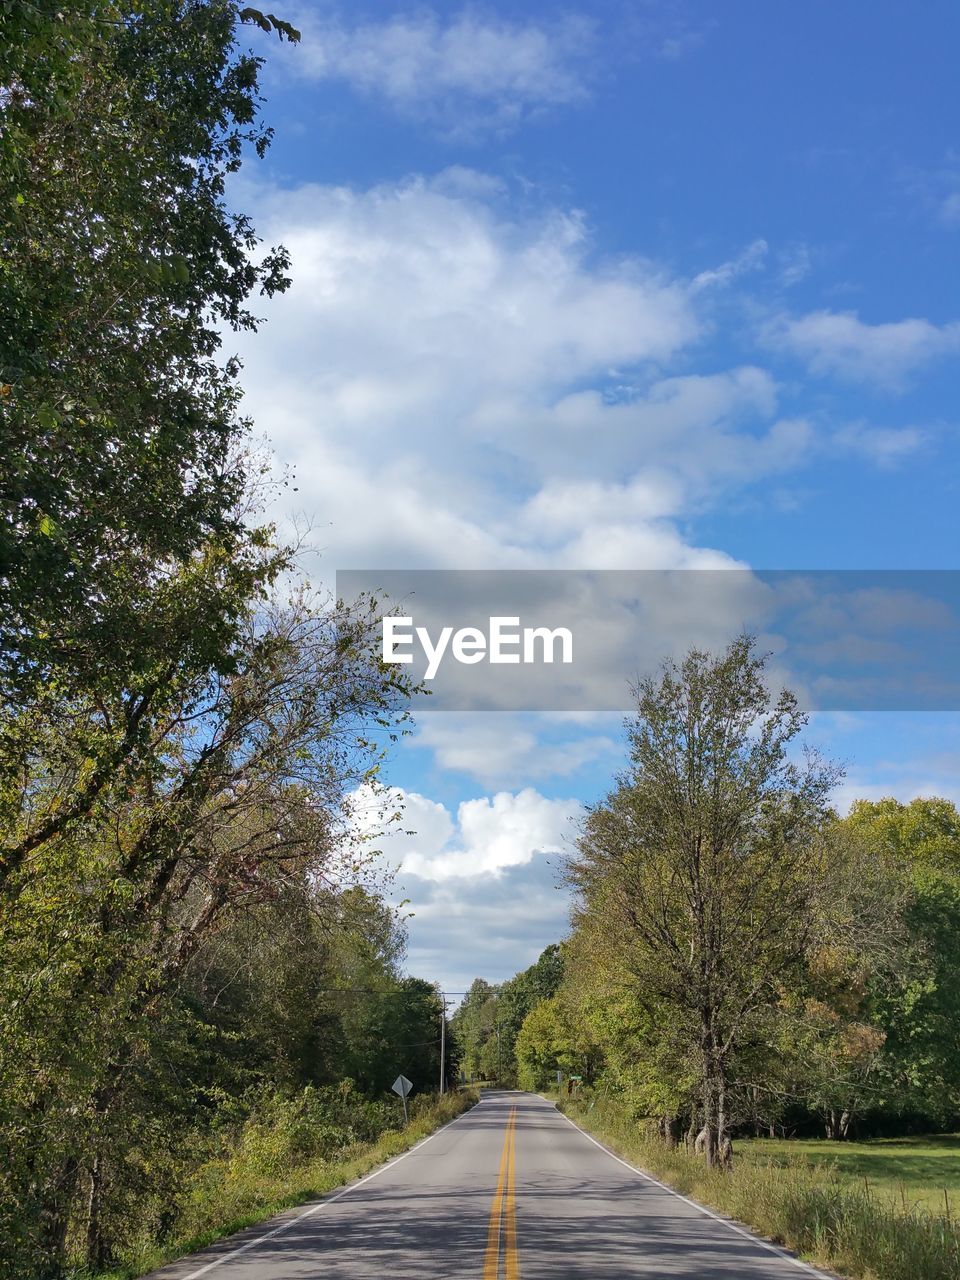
[555,1094,960,1280]
[89,1089,478,1280]
[737,1134,960,1219]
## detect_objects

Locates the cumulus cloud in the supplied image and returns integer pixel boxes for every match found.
[765,309,960,388]
[399,852,574,993]
[351,783,582,881]
[348,782,581,990]
[286,7,595,136]
[232,173,820,574]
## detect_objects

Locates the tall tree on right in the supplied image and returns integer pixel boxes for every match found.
[569,637,838,1166]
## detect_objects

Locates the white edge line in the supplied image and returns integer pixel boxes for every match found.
[553,1103,836,1280]
[175,1096,488,1280]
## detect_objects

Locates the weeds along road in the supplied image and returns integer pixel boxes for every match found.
[146,1091,833,1280]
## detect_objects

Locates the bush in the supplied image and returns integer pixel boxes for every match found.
[231,1084,397,1174]
[92,1087,477,1279]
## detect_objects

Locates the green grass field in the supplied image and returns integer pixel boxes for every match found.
[739,1134,960,1218]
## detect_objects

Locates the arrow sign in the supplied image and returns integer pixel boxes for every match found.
[392,1075,412,1099]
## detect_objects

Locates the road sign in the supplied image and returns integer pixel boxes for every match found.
[392,1074,412,1124]
[392,1075,412,1098]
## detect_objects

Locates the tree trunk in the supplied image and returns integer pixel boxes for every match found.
[657,1114,680,1148]
[717,1073,732,1169]
[685,1113,699,1150]
[700,1020,720,1168]
[36,1155,80,1279]
[85,1153,107,1272]
[700,1055,716,1167]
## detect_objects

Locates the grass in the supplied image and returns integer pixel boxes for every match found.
[91,1089,478,1280]
[737,1134,960,1219]
[555,1093,960,1280]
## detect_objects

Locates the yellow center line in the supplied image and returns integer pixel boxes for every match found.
[504,1112,519,1280]
[483,1106,520,1280]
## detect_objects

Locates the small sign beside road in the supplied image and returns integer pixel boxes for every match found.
[392,1074,413,1124]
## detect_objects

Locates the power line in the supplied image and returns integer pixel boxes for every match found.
[313,988,473,996]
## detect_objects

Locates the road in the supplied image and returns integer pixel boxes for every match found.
[147,1091,831,1279]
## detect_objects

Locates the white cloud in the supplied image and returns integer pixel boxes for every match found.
[832,422,928,467]
[286,8,594,136]
[765,308,960,388]
[411,712,620,788]
[776,243,813,287]
[347,782,586,991]
[351,783,582,881]
[832,772,960,817]
[399,852,573,994]
[900,152,960,230]
[940,192,960,228]
[348,783,581,990]
[232,173,823,575]
[690,238,767,293]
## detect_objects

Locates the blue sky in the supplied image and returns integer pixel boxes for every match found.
[231,2,960,995]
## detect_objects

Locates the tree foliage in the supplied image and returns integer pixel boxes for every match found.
[568,638,838,1165]
[1,1,297,702]
[497,653,960,1164]
[0,8,450,1278]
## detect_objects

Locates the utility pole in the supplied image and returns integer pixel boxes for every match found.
[439,990,446,1095]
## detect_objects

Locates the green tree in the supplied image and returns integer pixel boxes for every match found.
[0,1,298,887]
[495,945,565,1082]
[0,593,412,1275]
[451,979,498,1079]
[515,990,600,1092]
[841,798,960,1125]
[569,638,838,1166]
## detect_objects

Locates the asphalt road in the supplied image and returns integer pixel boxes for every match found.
[147,1091,832,1279]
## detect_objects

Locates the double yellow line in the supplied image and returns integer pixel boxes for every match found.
[483,1105,520,1279]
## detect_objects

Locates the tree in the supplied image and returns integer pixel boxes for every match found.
[495,945,565,1082]
[451,979,498,1079]
[839,798,960,1125]
[0,1,297,685]
[0,8,441,1276]
[516,999,567,1090]
[0,1,298,886]
[569,638,838,1166]
[515,990,601,1092]
[0,591,412,1275]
